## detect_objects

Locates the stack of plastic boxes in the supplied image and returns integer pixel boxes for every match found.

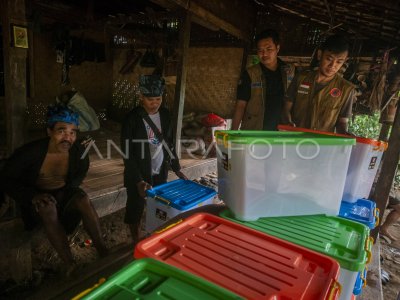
[220,210,372,300]
[75,128,383,300]
[277,125,387,298]
[76,213,343,300]
[214,130,376,300]
[339,198,379,296]
[134,213,342,300]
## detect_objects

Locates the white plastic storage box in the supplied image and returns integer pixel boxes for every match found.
[145,179,217,233]
[215,130,355,221]
[277,125,388,203]
[342,137,387,202]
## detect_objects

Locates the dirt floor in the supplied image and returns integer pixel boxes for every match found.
[379,215,400,300]
[1,190,400,299]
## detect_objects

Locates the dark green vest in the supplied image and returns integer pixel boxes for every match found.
[292,70,354,132]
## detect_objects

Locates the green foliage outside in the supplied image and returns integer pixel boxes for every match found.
[348,112,381,139]
[349,112,400,188]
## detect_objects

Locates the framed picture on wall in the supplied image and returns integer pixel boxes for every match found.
[12,25,28,48]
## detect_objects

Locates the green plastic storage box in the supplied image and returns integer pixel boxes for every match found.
[77,258,243,300]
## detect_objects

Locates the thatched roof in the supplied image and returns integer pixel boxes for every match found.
[253,0,400,46]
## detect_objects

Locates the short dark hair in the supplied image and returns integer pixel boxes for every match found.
[320,34,350,54]
[255,29,280,46]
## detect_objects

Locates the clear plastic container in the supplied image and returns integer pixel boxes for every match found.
[277,125,388,203]
[215,130,355,220]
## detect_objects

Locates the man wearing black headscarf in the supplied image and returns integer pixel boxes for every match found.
[121,75,187,244]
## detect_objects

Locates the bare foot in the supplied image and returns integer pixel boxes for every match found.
[380,227,397,241]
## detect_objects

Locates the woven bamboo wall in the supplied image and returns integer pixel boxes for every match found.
[110,49,156,120]
[28,30,112,129]
[113,47,243,120]
[166,47,243,119]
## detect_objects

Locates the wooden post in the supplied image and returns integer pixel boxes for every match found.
[370,103,400,241]
[240,41,251,73]
[1,0,28,154]
[378,123,391,141]
[172,11,191,155]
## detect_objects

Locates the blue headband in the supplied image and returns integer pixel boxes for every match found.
[47,104,79,127]
[139,74,165,97]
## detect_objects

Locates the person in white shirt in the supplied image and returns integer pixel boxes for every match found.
[121,75,187,244]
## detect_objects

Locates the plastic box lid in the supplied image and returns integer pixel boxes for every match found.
[353,268,367,295]
[220,209,372,272]
[277,125,387,149]
[78,258,242,300]
[339,199,379,229]
[215,130,356,145]
[146,180,216,210]
[134,213,341,300]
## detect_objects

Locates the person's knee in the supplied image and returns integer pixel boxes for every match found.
[37,202,58,223]
[71,193,92,211]
[393,204,400,213]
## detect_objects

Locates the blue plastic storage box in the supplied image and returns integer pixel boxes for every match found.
[353,268,367,295]
[145,179,217,233]
[339,198,379,229]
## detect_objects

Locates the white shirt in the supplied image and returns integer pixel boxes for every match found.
[143,112,164,175]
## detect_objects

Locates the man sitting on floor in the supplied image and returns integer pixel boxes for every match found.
[380,188,400,241]
[0,104,108,275]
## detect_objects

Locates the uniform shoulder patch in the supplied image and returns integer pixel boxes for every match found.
[330,88,342,97]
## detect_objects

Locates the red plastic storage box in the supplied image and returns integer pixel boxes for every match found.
[134,213,341,300]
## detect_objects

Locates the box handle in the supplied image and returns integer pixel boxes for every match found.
[361,267,368,288]
[373,142,388,152]
[327,280,341,300]
[365,236,374,264]
[71,278,106,300]
[374,208,380,227]
[223,133,229,148]
[155,195,171,206]
[215,131,224,145]
[154,219,183,234]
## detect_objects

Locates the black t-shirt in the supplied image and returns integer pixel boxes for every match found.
[236,63,284,130]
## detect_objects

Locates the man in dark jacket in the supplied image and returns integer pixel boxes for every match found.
[121,75,187,244]
[232,29,295,131]
[0,105,107,274]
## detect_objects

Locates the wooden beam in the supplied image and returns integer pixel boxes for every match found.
[105,11,180,25]
[171,11,191,155]
[370,104,400,241]
[151,0,252,41]
[270,2,400,45]
[1,0,28,154]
